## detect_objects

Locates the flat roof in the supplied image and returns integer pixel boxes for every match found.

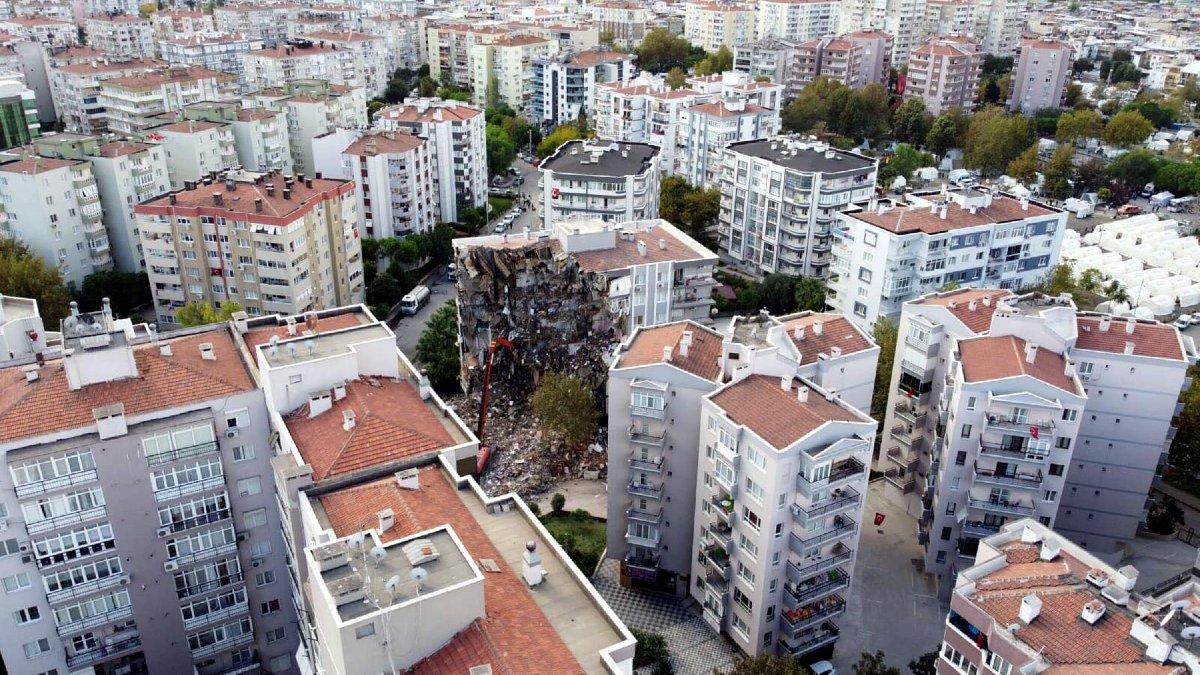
[258,322,391,368]
[728,139,876,174]
[541,140,657,178]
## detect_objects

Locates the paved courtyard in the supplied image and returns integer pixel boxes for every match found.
[832,480,949,672]
[592,559,740,674]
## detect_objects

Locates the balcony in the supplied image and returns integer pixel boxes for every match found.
[145,440,219,467]
[629,455,665,472]
[55,603,134,637]
[47,573,130,605]
[885,447,918,473]
[978,439,1050,463]
[66,632,142,669]
[894,401,927,427]
[785,568,850,605]
[708,520,733,548]
[628,426,666,446]
[15,469,99,498]
[161,507,231,535]
[968,497,1034,517]
[25,505,107,535]
[190,630,254,660]
[972,462,1043,489]
[626,503,663,524]
[985,413,1056,437]
[176,570,243,600]
[797,457,866,490]
[782,620,840,656]
[627,480,663,499]
[625,527,661,549]
[625,550,660,572]
[782,594,846,638]
[710,493,735,522]
[960,521,1001,539]
[183,595,250,631]
[789,517,857,554]
[790,487,861,526]
[883,469,916,494]
[788,545,854,583]
[169,540,238,568]
[154,474,226,502]
[631,404,666,420]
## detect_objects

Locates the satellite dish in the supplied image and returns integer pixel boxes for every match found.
[385,575,403,596]
[368,546,387,564]
[305,339,317,354]
[348,533,365,550]
[1183,626,1200,640]
[410,566,427,589]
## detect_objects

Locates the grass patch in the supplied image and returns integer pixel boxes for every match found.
[488,196,513,221]
[541,509,605,574]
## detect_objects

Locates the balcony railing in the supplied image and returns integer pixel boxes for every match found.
[797,457,865,489]
[46,573,130,605]
[66,632,142,668]
[630,404,666,420]
[883,470,916,494]
[626,504,663,524]
[708,521,733,548]
[14,469,99,498]
[629,455,665,472]
[25,505,107,535]
[161,507,232,535]
[961,521,1001,539]
[784,621,840,655]
[978,440,1050,463]
[627,480,663,499]
[789,487,861,526]
[628,426,666,446]
[190,630,254,660]
[183,596,250,631]
[785,569,850,605]
[968,498,1034,517]
[985,414,1056,436]
[972,462,1043,489]
[176,571,243,600]
[153,474,226,503]
[625,550,660,571]
[788,546,854,583]
[789,519,857,553]
[782,594,846,637]
[55,603,134,637]
[894,402,927,427]
[146,441,219,467]
[169,541,238,568]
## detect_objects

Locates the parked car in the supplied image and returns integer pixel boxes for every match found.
[810,661,837,675]
[1175,314,1193,329]
[1117,203,1143,216]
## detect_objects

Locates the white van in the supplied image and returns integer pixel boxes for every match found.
[399,285,430,315]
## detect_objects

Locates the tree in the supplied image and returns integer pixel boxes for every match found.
[716,654,809,675]
[694,46,733,76]
[417,75,437,97]
[1109,61,1144,84]
[367,273,404,314]
[634,28,693,73]
[175,300,243,327]
[891,97,931,146]
[536,124,582,158]
[598,29,615,47]
[1155,161,1200,196]
[530,373,597,449]
[0,239,71,326]
[1043,146,1076,199]
[1032,107,1063,137]
[1007,145,1040,184]
[550,492,566,513]
[485,124,516,175]
[793,277,826,311]
[842,83,891,143]
[1065,83,1086,109]
[664,66,687,90]
[1072,58,1094,74]
[981,54,1014,77]
[1125,100,1176,128]
[1043,263,1076,296]
[759,274,798,314]
[485,73,500,109]
[631,630,672,674]
[1104,109,1155,148]
[871,319,898,421]
[1106,148,1163,191]
[882,144,933,182]
[678,188,720,245]
[783,76,848,134]
[963,107,1036,177]
[1056,108,1104,144]
[855,651,901,675]
[909,650,938,675]
[138,2,156,17]
[1075,157,1109,193]
[1172,367,1200,477]
[925,109,969,156]
[415,301,461,393]
[77,271,152,317]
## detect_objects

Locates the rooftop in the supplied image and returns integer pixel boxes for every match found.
[728,138,876,174]
[136,171,352,223]
[373,99,482,124]
[958,335,1080,394]
[255,320,392,368]
[101,65,233,90]
[568,220,715,273]
[241,309,372,352]
[778,313,874,365]
[849,189,1060,235]
[616,321,723,381]
[912,287,1015,334]
[541,140,658,178]
[342,131,425,156]
[710,374,867,449]
[566,49,630,66]
[1074,315,1187,362]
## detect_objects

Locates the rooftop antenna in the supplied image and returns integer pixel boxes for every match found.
[385,574,404,599]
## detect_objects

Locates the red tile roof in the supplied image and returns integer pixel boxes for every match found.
[97,141,153,157]
[0,330,254,443]
[136,171,352,224]
[689,101,765,117]
[0,156,80,174]
[374,101,482,124]
[342,131,425,156]
[318,467,586,675]
[710,374,865,448]
[914,288,1014,334]
[618,322,723,381]
[779,313,873,365]
[1074,316,1185,362]
[958,335,1079,394]
[571,224,713,273]
[284,379,455,481]
[850,194,1057,235]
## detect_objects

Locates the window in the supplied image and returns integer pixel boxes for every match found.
[4,572,31,593]
[744,477,764,503]
[966,396,976,411]
[763,631,773,648]
[265,627,285,644]
[742,507,761,531]
[1056,437,1071,449]
[249,541,272,558]
[232,445,255,462]
[945,502,956,515]
[955,451,967,466]
[23,638,50,659]
[940,526,952,541]
[746,446,765,470]
[269,655,292,671]
[355,624,375,639]
[0,538,20,556]
[236,477,261,496]
[1049,463,1064,476]
[630,391,664,411]
[731,613,748,636]
[260,599,281,614]
[986,652,1013,675]
[960,424,972,438]
[733,587,753,612]
[13,606,40,624]
[738,534,758,559]
[737,562,756,586]
[243,508,267,529]
[941,643,978,675]
[1062,408,1077,422]
[255,570,276,587]
[936,550,946,564]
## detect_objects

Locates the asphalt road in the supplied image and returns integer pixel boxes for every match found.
[392,269,455,356]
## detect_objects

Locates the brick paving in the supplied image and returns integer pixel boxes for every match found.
[592,559,740,674]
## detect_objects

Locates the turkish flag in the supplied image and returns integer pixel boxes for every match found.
[1030,426,1039,440]
[874,512,885,527]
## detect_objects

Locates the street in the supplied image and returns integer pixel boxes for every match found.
[392,270,455,355]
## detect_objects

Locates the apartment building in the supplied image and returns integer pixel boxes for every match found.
[718,138,877,279]
[540,139,661,225]
[213,2,300,48]
[423,22,508,88]
[589,0,649,48]
[754,0,840,44]
[838,0,925,64]
[531,49,636,127]
[359,13,422,72]
[84,14,155,59]
[685,1,757,53]
[734,38,803,97]
[82,0,137,17]
[0,17,77,48]
[243,79,367,178]
[0,303,298,674]
[904,34,982,115]
[237,306,635,674]
[0,154,111,288]
[21,134,171,273]
[134,170,364,324]
[150,10,215,42]
[158,32,265,88]
[796,37,867,89]
[179,101,293,174]
[11,0,72,23]
[146,118,240,190]
[973,0,1026,56]
[299,31,388,99]
[1008,38,1074,114]
[49,57,163,134]
[100,65,238,135]
[335,130,440,239]
[0,77,37,148]
[844,29,893,85]
[468,34,558,117]
[607,311,877,596]
[372,98,486,224]
[827,188,1067,327]
[678,99,780,188]
[922,0,974,40]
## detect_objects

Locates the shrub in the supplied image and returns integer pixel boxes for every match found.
[550,492,566,514]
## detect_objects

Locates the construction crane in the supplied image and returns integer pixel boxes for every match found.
[474,336,515,475]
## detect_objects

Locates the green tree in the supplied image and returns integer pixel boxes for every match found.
[981,54,1014,77]
[634,28,693,73]
[679,187,720,245]
[855,650,901,675]
[0,239,71,326]
[485,73,500,109]
[1073,58,1094,74]
[485,124,516,175]
[175,300,243,327]
[77,271,152,317]
[1007,145,1040,184]
[1031,107,1063,137]
[417,76,437,97]
[1125,100,1176,128]
[793,277,826,312]
[908,650,938,675]
[631,629,671,674]
[694,45,733,76]
[1043,146,1076,199]
[367,273,404,314]
[1106,148,1164,191]
[759,274,798,314]
[1171,366,1200,478]
[882,144,933,182]
[782,76,848,134]
[871,319,898,421]
[415,301,461,393]
[963,107,1036,177]
[138,2,156,17]
[598,29,615,47]
[925,109,969,156]
[1056,108,1104,144]
[550,492,566,513]
[1155,161,1199,196]
[658,175,693,224]
[842,83,891,142]
[890,97,931,146]
[1064,83,1086,108]
[536,124,583,158]
[716,654,809,675]
[1043,263,1076,296]
[1075,157,1109,193]
[664,66,687,90]
[1109,61,1144,84]
[531,373,598,449]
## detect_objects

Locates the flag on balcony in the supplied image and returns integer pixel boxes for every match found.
[1030,426,1039,440]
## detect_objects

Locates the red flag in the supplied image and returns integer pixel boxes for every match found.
[1030,426,1039,440]
[874,512,886,527]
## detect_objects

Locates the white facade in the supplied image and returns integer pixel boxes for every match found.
[540,139,661,226]
[685,1,757,53]
[972,0,1026,56]
[325,130,441,239]
[244,80,368,178]
[84,15,155,59]
[678,99,781,188]
[99,66,238,136]
[157,32,264,89]
[754,0,840,43]
[531,49,636,127]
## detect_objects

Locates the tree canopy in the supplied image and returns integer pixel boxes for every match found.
[175,300,243,327]
[537,124,583,158]
[416,301,461,394]
[635,29,699,73]
[1104,109,1155,147]
[530,373,598,449]
[0,239,71,327]
[963,107,1036,177]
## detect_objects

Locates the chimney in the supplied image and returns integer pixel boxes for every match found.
[1124,341,1135,355]
[1081,599,1106,625]
[968,299,977,311]
[794,325,805,340]
[662,345,673,362]
[780,375,790,391]
[1065,361,1076,377]
[658,238,666,250]
[377,508,395,532]
[23,366,38,383]
[225,178,236,191]
[1099,316,1111,332]
[342,410,357,431]
[395,468,420,490]
[1020,197,1030,211]
[283,188,291,200]
[636,240,647,256]
[813,320,824,336]
[1024,342,1038,364]
[418,373,432,400]
[939,204,948,220]
[254,198,263,213]
[1019,594,1042,623]
[797,385,809,403]
[308,391,333,418]
[199,342,215,360]
[212,191,222,205]
[1125,320,1135,335]
[168,192,177,205]
[982,296,991,306]
[266,183,275,197]
[286,316,297,335]
[304,177,313,188]
[680,332,693,357]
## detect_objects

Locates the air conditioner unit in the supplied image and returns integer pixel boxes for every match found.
[236,533,248,543]
[156,526,171,537]
[20,554,33,565]
[225,428,240,438]
[119,576,131,586]
[251,558,262,568]
[163,561,179,572]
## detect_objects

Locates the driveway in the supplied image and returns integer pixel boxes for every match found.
[392,270,455,355]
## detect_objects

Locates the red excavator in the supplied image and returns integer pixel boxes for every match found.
[474,337,515,475]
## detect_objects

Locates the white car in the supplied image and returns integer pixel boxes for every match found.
[810,661,836,675]
[1175,315,1193,329]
